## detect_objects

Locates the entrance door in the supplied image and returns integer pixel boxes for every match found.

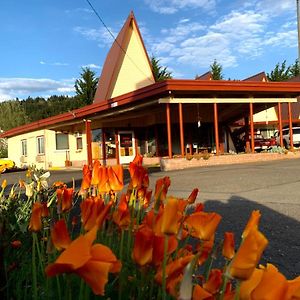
[118,131,135,164]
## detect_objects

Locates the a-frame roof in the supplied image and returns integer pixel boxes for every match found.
[94,11,155,103]
[243,72,268,82]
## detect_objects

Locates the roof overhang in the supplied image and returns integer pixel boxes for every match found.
[2,79,300,138]
[159,97,298,104]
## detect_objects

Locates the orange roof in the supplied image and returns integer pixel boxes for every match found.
[2,79,300,138]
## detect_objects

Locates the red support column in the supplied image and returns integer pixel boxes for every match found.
[115,131,120,165]
[288,102,294,150]
[85,119,92,167]
[179,103,185,156]
[278,103,283,147]
[101,129,107,166]
[166,103,172,158]
[213,103,220,156]
[249,103,255,153]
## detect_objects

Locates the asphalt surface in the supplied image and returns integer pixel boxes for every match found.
[1,158,300,278]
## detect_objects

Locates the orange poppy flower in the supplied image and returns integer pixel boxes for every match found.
[51,219,71,251]
[203,269,222,294]
[240,264,288,300]
[161,197,180,235]
[1,179,7,189]
[107,165,124,191]
[11,240,22,249]
[286,276,300,299]
[97,166,110,193]
[131,153,143,166]
[130,164,148,189]
[222,232,235,260]
[91,160,101,186]
[80,196,111,231]
[41,202,49,217]
[192,284,212,300]
[112,194,131,228]
[154,177,171,203]
[194,202,204,212]
[197,235,215,265]
[29,202,44,232]
[62,188,73,212]
[143,190,152,208]
[185,212,222,241]
[155,255,194,285]
[152,235,178,266]
[229,227,268,280]
[46,226,121,295]
[242,210,261,239]
[80,165,91,192]
[187,188,199,204]
[132,226,154,266]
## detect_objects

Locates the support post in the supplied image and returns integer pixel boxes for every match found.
[101,129,107,166]
[288,103,294,150]
[278,103,284,147]
[178,103,185,156]
[115,131,120,165]
[166,103,172,158]
[249,103,255,153]
[213,103,220,156]
[85,119,92,168]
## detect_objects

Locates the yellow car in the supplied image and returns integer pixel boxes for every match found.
[0,159,15,173]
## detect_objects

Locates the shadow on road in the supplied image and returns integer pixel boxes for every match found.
[204,196,300,279]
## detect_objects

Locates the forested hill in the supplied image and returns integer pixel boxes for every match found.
[0,95,87,131]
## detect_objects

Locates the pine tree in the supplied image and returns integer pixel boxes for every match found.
[74,67,98,105]
[267,60,291,81]
[151,56,172,82]
[210,59,224,80]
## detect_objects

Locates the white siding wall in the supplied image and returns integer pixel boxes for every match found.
[7,129,87,169]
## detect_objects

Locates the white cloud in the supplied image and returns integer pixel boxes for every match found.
[264,30,297,48]
[256,0,295,16]
[39,61,69,66]
[0,78,75,101]
[74,26,115,47]
[144,0,216,14]
[82,63,101,69]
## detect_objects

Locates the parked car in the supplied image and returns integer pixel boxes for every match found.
[274,126,300,148]
[0,159,15,173]
[242,134,276,152]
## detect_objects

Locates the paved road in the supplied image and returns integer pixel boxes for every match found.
[1,159,300,278]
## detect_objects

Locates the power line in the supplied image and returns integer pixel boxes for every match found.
[85,0,154,82]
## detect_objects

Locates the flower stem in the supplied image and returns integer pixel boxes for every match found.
[162,235,169,300]
[234,280,241,300]
[32,234,37,300]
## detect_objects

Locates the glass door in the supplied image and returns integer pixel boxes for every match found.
[118,131,135,164]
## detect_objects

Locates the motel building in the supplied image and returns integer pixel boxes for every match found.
[1,12,300,170]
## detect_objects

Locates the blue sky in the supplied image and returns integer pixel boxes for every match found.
[0,0,298,101]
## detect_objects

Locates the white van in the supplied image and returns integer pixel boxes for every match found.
[274,126,300,148]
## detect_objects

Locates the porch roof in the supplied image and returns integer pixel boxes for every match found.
[1,79,300,138]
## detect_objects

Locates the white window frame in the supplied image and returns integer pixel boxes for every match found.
[37,135,45,155]
[76,133,83,150]
[21,139,27,156]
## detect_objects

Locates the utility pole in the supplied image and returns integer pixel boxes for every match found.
[297,0,300,62]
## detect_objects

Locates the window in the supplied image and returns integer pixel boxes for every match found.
[76,133,83,150]
[37,136,45,155]
[55,133,69,150]
[21,139,27,156]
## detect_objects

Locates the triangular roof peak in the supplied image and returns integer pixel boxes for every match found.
[195,71,213,81]
[94,12,155,103]
[243,72,268,82]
